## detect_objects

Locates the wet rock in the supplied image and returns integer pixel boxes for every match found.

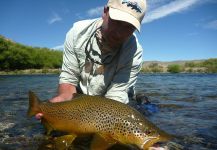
[0,122,15,132]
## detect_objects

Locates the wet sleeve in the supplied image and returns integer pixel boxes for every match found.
[105,39,143,104]
[59,27,80,86]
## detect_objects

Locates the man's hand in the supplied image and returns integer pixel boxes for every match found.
[35,96,63,120]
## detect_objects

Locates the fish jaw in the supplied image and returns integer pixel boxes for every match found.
[142,133,172,150]
[141,136,160,150]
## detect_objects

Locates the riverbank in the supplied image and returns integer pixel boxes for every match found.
[0,58,217,75]
[0,69,60,75]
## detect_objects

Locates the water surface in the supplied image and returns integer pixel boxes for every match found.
[0,74,217,149]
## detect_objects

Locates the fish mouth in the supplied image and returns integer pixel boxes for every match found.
[142,136,160,149]
[142,134,172,150]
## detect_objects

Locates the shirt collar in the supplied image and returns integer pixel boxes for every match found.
[87,19,120,65]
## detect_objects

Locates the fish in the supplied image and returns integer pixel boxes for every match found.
[27,91,172,150]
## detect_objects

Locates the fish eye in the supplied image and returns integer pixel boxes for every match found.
[145,130,151,135]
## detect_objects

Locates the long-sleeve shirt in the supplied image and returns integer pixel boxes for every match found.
[59,18,143,104]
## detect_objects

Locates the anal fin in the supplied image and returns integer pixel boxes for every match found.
[91,133,116,150]
[53,134,77,150]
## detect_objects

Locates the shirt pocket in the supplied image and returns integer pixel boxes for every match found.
[74,48,86,70]
[89,74,106,95]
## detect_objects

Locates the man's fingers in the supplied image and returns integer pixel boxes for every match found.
[49,98,59,103]
[35,113,43,120]
[49,96,70,103]
[49,97,64,103]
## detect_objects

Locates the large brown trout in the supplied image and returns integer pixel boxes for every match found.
[27,91,172,150]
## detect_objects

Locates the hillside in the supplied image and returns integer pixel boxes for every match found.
[0,35,63,71]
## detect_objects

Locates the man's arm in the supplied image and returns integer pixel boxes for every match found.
[105,36,142,103]
[49,83,77,102]
[105,61,141,103]
[52,23,80,102]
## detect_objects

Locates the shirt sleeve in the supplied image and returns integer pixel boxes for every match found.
[105,36,143,104]
[59,26,80,86]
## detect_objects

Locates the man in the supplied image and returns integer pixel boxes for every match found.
[37,0,146,116]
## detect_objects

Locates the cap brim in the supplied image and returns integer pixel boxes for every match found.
[109,7,141,32]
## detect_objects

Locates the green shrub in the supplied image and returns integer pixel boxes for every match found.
[202,59,217,73]
[167,64,182,73]
[185,62,196,67]
[148,63,163,73]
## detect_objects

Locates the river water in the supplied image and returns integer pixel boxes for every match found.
[0,73,216,150]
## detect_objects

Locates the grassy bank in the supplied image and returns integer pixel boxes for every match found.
[0,69,61,75]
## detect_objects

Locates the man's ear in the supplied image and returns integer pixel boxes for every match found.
[102,6,109,19]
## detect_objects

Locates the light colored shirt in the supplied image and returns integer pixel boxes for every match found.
[59,18,143,104]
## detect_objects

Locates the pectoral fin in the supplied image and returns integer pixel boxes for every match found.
[90,133,116,150]
[53,134,77,150]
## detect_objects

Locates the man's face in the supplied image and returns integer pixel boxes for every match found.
[101,7,135,49]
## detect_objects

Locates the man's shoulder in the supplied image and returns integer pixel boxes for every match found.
[118,33,142,64]
[122,33,142,53]
[74,19,98,27]
[68,18,100,35]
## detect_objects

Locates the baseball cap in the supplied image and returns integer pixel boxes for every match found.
[107,0,146,31]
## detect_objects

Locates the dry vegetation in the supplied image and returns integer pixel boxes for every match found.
[141,59,217,73]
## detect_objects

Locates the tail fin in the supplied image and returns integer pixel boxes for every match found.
[27,91,41,117]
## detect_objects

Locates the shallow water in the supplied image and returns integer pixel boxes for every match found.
[0,73,217,149]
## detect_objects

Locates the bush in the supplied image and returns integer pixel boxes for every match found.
[185,62,196,67]
[202,59,217,73]
[148,63,163,73]
[167,64,182,73]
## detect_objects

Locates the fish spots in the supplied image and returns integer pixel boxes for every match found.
[131,114,135,119]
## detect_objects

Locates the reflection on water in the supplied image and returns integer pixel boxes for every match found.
[0,74,217,149]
